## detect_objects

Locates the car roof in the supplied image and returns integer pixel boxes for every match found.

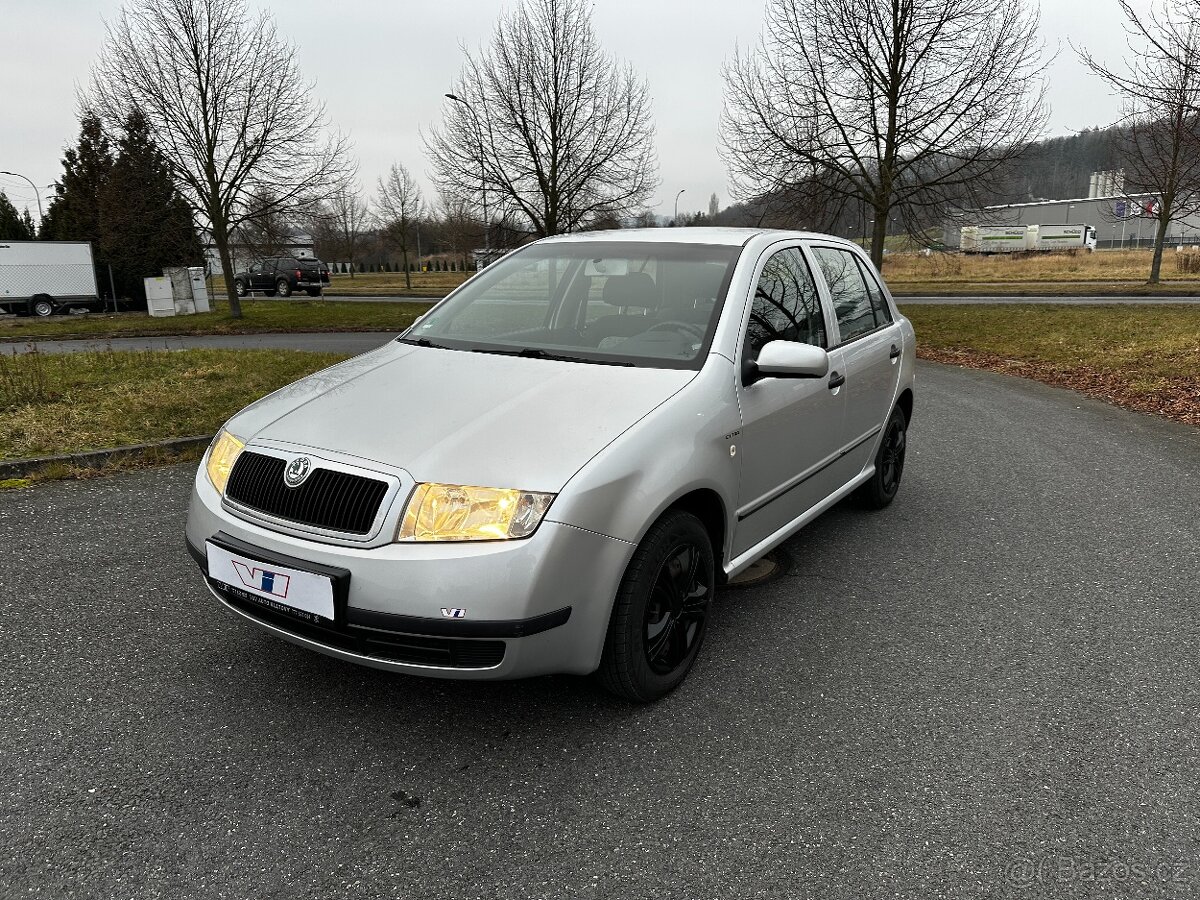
[536,227,861,249]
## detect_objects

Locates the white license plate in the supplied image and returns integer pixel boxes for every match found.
[206,542,335,622]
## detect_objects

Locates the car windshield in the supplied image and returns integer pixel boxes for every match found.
[400,241,740,369]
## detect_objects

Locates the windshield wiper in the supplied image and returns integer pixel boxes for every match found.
[470,346,633,366]
[398,336,451,349]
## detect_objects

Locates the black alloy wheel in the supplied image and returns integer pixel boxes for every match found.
[599,510,715,702]
[857,405,908,509]
[644,542,710,675]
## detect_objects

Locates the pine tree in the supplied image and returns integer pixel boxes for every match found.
[100,109,203,302]
[40,114,113,247]
[0,193,35,240]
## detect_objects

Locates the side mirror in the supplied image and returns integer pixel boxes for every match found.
[748,340,829,383]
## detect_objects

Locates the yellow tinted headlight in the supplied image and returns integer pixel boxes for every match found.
[205,429,245,495]
[397,483,555,542]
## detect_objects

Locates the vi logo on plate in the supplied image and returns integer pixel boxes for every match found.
[232,561,291,598]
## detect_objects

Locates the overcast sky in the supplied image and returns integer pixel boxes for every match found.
[1,0,1146,224]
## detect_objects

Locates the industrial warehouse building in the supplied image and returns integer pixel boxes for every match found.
[945,172,1200,250]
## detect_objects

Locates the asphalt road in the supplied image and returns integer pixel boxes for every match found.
[3,362,1200,899]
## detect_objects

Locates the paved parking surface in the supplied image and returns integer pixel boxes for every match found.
[2,361,1199,899]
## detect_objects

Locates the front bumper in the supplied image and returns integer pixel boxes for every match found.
[186,470,633,679]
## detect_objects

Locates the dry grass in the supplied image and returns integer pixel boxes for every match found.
[1,348,347,460]
[903,304,1200,426]
[209,271,469,297]
[883,248,1200,284]
[0,298,426,342]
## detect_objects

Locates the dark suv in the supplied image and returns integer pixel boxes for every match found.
[233,257,331,298]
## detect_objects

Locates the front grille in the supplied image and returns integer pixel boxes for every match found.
[214,582,505,668]
[226,451,390,535]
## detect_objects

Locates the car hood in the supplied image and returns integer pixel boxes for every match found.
[227,341,696,493]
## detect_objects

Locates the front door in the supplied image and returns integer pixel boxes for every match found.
[732,245,848,559]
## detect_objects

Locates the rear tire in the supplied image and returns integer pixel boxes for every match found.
[276,279,292,298]
[599,510,714,703]
[856,406,907,509]
[32,297,55,317]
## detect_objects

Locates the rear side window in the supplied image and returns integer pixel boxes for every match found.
[811,247,878,343]
[856,257,894,327]
[744,247,826,356]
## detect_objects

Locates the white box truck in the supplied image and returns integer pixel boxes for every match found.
[960,223,1097,254]
[960,225,1036,253]
[0,240,101,316]
[1035,224,1097,251]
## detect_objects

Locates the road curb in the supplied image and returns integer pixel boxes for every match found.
[0,435,213,480]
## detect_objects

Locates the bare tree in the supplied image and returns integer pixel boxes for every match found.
[88,0,352,317]
[722,0,1048,267]
[434,191,484,271]
[425,0,657,239]
[311,186,371,278]
[231,188,300,264]
[375,164,423,289]
[1079,1,1200,283]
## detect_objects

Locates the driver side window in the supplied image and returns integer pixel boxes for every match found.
[744,247,826,358]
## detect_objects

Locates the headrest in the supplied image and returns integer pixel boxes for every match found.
[601,272,657,308]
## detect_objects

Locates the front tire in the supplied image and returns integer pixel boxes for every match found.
[276,279,292,298]
[599,510,715,703]
[857,405,907,509]
[234,280,247,298]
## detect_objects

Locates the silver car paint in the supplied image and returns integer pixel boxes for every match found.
[223,339,696,495]
[187,228,916,679]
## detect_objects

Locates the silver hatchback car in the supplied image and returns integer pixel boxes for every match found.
[187,229,915,701]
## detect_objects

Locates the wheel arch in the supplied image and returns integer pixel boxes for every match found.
[664,488,729,577]
[896,387,913,424]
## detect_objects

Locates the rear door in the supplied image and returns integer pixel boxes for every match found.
[808,245,903,473]
[274,258,295,287]
[732,244,848,558]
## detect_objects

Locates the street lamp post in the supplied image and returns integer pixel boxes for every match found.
[444,93,489,256]
[0,170,44,222]
[674,189,685,225]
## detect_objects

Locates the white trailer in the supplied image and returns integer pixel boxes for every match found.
[0,240,101,317]
[960,223,1098,254]
[960,225,1036,253]
[1035,224,1097,251]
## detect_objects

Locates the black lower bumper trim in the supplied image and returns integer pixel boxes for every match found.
[347,605,571,639]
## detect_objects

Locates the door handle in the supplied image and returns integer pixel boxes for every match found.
[828,371,846,390]
[889,344,901,359]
